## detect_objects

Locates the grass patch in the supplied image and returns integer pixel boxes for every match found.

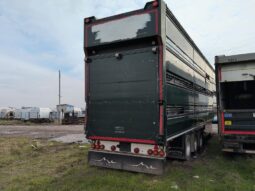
[0,136,254,191]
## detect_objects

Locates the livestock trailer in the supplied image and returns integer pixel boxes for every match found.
[215,53,255,154]
[84,0,215,174]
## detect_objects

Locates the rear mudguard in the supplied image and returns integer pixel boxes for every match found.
[88,150,165,175]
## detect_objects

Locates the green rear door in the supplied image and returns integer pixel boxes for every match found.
[86,47,159,141]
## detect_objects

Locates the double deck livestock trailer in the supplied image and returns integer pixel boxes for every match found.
[84,0,215,174]
[215,53,255,154]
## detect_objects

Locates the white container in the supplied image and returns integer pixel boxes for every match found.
[14,109,22,119]
[29,107,52,119]
[21,108,31,120]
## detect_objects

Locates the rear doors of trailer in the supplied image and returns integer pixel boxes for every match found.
[216,54,255,135]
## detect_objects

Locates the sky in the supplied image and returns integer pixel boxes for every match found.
[0,0,255,108]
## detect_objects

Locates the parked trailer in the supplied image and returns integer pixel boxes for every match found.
[14,109,22,119]
[29,107,52,122]
[21,108,31,121]
[19,107,32,121]
[215,53,255,154]
[84,0,215,174]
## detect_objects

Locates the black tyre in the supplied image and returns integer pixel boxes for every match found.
[184,135,191,160]
[193,134,198,153]
[198,133,204,151]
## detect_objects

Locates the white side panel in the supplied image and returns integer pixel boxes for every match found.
[29,108,39,119]
[166,18,193,59]
[194,50,206,74]
[221,62,255,82]
[14,109,22,119]
[39,108,52,119]
[165,51,194,81]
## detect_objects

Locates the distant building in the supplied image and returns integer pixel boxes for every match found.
[56,104,74,114]
[56,104,85,124]
[29,107,52,121]
[14,107,52,122]
[49,109,58,121]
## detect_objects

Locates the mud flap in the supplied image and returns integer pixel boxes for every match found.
[88,150,165,175]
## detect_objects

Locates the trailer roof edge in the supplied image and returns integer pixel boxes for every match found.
[215,52,255,64]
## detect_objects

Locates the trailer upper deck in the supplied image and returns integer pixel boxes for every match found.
[215,53,255,64]
[84,0,214,73]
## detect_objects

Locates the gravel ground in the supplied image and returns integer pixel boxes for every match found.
[51,134,88,143]
[0,124,218,143]
[0,125,87,143]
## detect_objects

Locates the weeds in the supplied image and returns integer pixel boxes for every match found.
[0,136,254,191]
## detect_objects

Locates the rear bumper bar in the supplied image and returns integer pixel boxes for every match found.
[88,150,165,175]
[222,135,255,154]
[222,148,255,154]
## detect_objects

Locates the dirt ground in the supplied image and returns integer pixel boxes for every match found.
[0,124,217,144]
[0,125,85,139]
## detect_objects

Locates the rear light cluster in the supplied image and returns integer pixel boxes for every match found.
[134,147,140,154]
[91,140,105,150]
[133,145,165,157]
[111,145,116,151]
[147,145,165,157]
[91,141,165,157]
[91,141,118,152]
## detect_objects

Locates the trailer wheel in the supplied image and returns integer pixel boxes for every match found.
[198,133,204,151]
[193,135,198,153]
[184,135,191,160]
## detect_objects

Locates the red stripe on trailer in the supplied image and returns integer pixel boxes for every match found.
[159,106,164,135]
[89,136,156,144]
[221,112,225,134]
[223,131,255,135]
[159,46,163,101]
[218,65,222,81]
[158,37,164,135]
